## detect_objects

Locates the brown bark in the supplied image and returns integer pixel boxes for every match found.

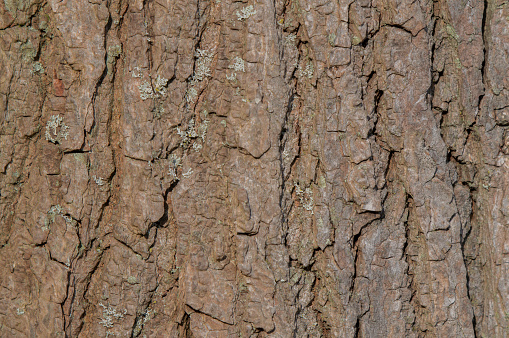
[0,0,508,336]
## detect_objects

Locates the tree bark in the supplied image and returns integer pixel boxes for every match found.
[0,0,508,336]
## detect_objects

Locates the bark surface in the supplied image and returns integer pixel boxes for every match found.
[0,0,508,336]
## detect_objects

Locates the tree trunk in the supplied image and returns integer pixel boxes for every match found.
[0,0,507,336]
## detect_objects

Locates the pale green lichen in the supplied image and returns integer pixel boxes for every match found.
[229,56,245,73]
[4,0,36,13]
[294,182,314,214]
[44,204,76,230]
[132,67,143,78]
[454,57,463,70]
[318,175,326,189]
[445,24,459,42]
[186,49,214,103]
[106,45,122,74]
[154,75,168,96]
[328,33,336,46]
[47,205,62,222]
[133,308,154,337]
[32,62,44,74]
[98,303,127,328]
[227,56,246,81]
[298,60,314,79]
[351,35,362,45]
[45,115,69,144]
[282,148,290,160]
[108,44,122,58]
[239,282,248,293]
[226,73,237,81]
[92,175,105,186]
[193,49,214,81]
[139,75,168,100]
[152,105,165,119]
[182,168,194,178]
[176,118,209,149]
[139,81,154,100]
[236,5,256,21]
[285,33,297,46]
[185,85,198,103]
[20,41,37,62]
[73,153,87,164]
[168,154,182,180]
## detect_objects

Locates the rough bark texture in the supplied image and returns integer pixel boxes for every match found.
[0,0,508,336]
